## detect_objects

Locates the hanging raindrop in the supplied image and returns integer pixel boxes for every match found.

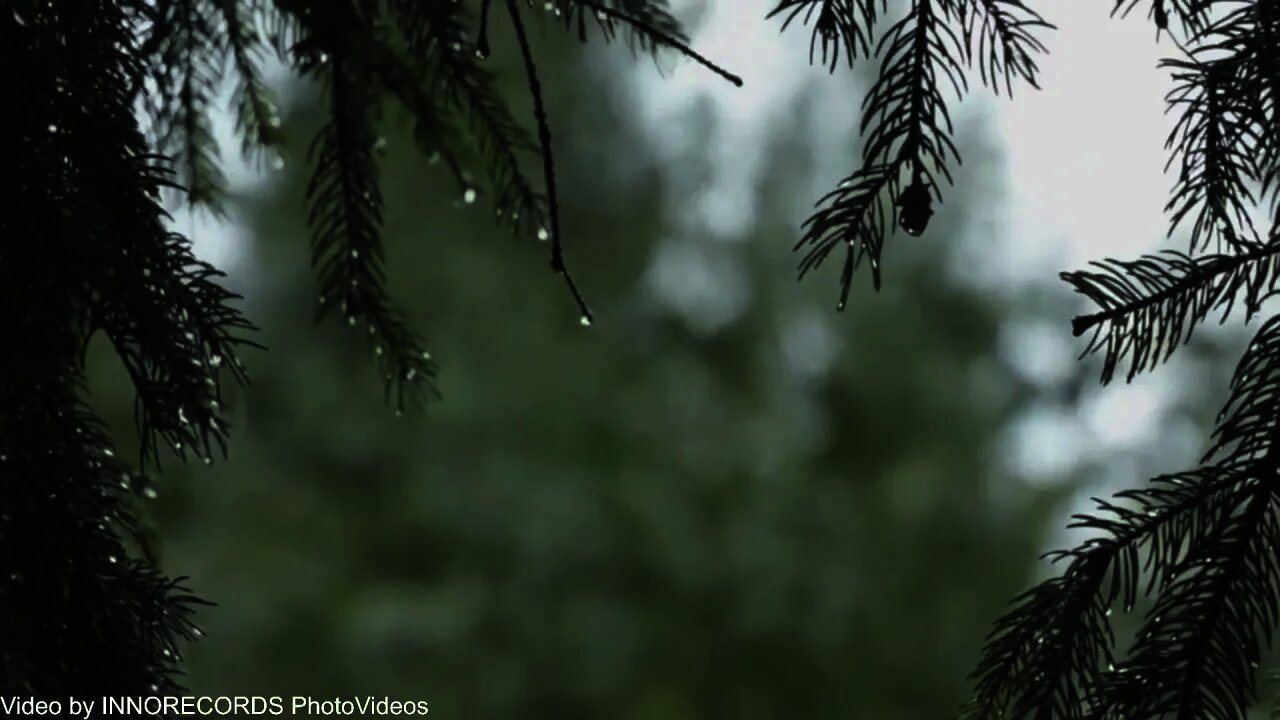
[463,188,477,204]
[579,315,592,327]
[537,226,550,242]
[896,180,933,237]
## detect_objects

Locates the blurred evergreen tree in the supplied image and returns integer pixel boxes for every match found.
[86,32,1075,718]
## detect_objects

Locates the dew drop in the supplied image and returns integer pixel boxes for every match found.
[537,226,550,242]
[108,555,118,564]
[347,316,357,327]
[579,315,592,327]
[421,351,432,361]
[143,487,158,500]
[406,368,417,381]
[463,188,477,204]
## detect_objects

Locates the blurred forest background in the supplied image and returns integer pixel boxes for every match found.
[79,3,1272,717]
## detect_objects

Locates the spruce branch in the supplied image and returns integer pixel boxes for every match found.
[1111,0,1209,36]
[505,0,594,323]
[1,0,242,693]
[960,463,1250,719]
[1091,462,1279,718]
[952,0,1053,96]
[550,0,743,85]
[294,3,440,411]
[794,0,966,304]
[390,0,551,241]
[1062,242,1280,384]
[1162,55,1261,253]
[217,0,286,166]
[1190,0,1280,217]
[367,38,544,238]
[966,316,1280,720]
[795,164,897,309]
[766,0,882,72]
[145,0,229,216]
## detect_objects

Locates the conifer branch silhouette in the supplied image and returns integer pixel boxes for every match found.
[505,0,594,323]
[286,0,440,410]
[962,315,1280,719]
[1162,54,1262,252]
[390,0,551,242]
[3,0,249,692]
[1062,242,1280,384]
[218,0,286,167]
[788,0,971,308]
[953,0,1052,96]
[767,0,883,71]
[143,0,229,215]
[961,0,1280,708]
